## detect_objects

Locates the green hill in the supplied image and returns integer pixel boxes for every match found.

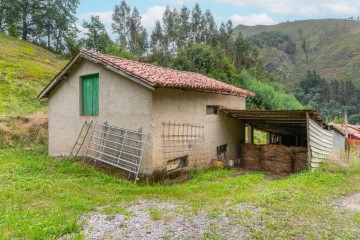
[234,19,360,87]
[0,33,67,115]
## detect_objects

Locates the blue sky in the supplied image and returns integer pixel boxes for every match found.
[77,0,360,36]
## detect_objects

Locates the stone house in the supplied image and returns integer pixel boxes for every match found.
[38,48,254,174]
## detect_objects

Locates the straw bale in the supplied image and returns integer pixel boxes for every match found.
[261,144,293,175]
[290,147,308,172]
[239,144,262,170]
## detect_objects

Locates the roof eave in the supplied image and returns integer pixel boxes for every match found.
[38,51,82,99]
[37,50,156,99]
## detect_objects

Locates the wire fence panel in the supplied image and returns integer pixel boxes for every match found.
[162,122,207,169]
[84,122,147,182]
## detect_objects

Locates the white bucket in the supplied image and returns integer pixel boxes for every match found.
[228,160,234,167]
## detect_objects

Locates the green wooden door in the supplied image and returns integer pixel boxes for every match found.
[81,74,99,116]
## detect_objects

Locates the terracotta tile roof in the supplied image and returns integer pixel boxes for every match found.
[80,48,254,96]
[38,48,254,99]
[330,123,360,139]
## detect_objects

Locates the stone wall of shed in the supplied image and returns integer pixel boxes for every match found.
[48,60,154,174]
[151,88,246,172]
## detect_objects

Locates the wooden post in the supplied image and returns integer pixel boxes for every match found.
[306,112,311,169]
[247,125,253,144]
[239,121,246,144]
[266,132,271,144]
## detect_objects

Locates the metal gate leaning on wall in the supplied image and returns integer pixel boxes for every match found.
[84,121,148,182]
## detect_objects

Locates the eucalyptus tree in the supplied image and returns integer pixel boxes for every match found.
[82,15,112,53]
[112,1,148,57]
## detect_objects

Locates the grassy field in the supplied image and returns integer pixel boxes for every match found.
[0,34,67,115]
[0,146,359,239]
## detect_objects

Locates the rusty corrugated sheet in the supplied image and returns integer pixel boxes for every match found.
[309,119,334,168]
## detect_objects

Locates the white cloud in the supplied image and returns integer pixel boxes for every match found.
[214,0,360,16]
[322,3,359,15]
[141,6,166,30]
[78,11,113,25]
[230,13,276,26]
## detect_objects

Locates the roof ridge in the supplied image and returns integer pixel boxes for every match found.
[81,48,214,76]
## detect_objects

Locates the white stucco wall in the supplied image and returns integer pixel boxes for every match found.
[48,60,154,173]
[151,88,246,171]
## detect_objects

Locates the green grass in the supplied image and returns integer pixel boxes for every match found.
[0,33,67,115]
[0,148,359,239]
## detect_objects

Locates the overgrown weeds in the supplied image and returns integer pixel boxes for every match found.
[0,113,48,149]
[319,151,360,176]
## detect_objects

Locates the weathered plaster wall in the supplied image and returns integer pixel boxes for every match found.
[48,60,154,173]
[151,88,246,171]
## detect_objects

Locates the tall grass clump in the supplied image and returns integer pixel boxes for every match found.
[319,151,360,175]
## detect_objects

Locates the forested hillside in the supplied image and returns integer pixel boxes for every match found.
[234,19,360,86]
[234,19,360,123]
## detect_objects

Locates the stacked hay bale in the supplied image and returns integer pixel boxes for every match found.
[239,144,262,170]
[289,147,308,172]
[261,144,293,175]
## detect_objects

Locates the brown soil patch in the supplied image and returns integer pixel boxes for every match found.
[335,192,360,212]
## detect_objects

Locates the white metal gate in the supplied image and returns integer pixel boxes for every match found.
[84,122,148,182]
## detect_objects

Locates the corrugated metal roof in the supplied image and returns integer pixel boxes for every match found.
[221,109,323,136]
[38,48,254,99]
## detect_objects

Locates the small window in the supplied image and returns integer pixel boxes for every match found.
[81,74,99,116]
[206,105,219,115]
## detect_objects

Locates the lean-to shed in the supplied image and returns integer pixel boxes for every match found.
[221,109,345,168]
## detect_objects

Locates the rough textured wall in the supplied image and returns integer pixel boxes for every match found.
[48,60,154,173]
[151,88,246,172]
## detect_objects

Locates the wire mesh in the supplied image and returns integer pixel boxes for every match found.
[162,122,206,168]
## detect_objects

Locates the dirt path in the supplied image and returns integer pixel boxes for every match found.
[335,192,360,212]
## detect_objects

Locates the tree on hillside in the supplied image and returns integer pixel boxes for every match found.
[190,3,202,43]
[0,0,12,33]
[112,1,148,58]
[234,33,251,70]
[301,38,308,59]
[36,0,79,52]
[81,15,112,53]
[178,6,191,48]
[0,0,79,52]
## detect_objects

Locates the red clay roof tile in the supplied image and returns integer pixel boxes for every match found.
[80,48,254,97]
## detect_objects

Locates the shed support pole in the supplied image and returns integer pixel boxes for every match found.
[306,112,312,169]
[239,121,246,144]
[247,126,254,144]
[266,132,271,144]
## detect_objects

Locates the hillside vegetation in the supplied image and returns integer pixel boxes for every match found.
[234,19,360,87]
[0,33,67,115]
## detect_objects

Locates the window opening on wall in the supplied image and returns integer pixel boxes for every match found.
[206,105,219,115]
